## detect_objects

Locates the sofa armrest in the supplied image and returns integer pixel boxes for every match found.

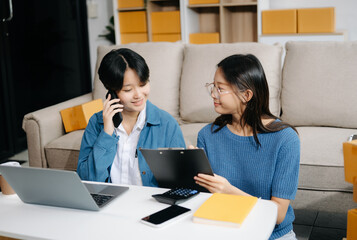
[22,93,93,168]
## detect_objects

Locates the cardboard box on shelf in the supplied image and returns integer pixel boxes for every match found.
[121,33,148,44]
[60,99,103,133]
[189,33,220,44]
[262,9,297,34]
[119,11,147,33]
[151,11,181,34]
[152,33,181,42]
[117,0,144,9]
[297,7,335,33]
[189,0,219,4]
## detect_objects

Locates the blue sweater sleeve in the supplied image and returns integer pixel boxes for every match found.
[77,114,118,182]
[271,135,300,200]
[197,129,205,150]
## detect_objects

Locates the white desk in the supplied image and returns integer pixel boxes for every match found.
[0,183,277,240]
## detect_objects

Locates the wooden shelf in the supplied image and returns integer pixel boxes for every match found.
[260,32,345,37]
[221,5,257,42]
[222,2,257,7]
[149,0,179,11]
[188,2,257,8]
[118,7,146,12]
[221,0,256,3]
[114,0,260,44]
[188,4,220,8]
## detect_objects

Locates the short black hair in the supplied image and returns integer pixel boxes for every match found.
[98,48,149,91]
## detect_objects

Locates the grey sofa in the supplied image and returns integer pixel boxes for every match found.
[22,41,357,220]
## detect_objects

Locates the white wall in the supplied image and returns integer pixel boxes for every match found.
[86,0,114,86]
[269,0,357,41]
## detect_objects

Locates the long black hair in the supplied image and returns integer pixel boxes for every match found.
[98,48,149,91]
[212,54,297,146]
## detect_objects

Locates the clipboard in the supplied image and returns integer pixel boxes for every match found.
[139,148,214,192]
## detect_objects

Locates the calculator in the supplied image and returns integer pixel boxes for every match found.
[152,187,199,205]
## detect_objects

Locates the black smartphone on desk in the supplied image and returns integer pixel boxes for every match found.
[140,205,191,228]
[106,90,123,128]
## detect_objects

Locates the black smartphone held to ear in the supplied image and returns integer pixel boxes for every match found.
[106,90,123,128]
[140,205,191,228]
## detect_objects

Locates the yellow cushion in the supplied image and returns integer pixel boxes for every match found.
[60,99,103,133]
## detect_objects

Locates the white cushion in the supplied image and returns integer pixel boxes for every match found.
[180,43,283,123]
[281,41,357,128]
[92,42,184,119]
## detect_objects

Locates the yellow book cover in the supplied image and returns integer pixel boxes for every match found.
[193,193,258,228]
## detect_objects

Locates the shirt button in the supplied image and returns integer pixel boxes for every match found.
[142,171,146,175]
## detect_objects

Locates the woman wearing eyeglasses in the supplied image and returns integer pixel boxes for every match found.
[194,54,300,240]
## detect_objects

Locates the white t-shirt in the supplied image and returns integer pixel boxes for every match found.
[110,107,146,185]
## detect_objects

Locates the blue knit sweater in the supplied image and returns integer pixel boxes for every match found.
[197,124,300,240]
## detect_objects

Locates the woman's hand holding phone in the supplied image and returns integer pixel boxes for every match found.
[103,94,123,135]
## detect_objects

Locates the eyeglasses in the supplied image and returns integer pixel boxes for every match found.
[205,83,231,99]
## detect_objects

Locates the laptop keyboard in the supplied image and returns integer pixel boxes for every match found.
[90,193,114,207]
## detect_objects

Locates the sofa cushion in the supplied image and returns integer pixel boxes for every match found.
[295,126,354,192]
[296,126,354,167]
[92,42,184,119]
[281,41,357,128]
[180,43,283,123]
[44,130,84,170]
[299,165,352,192]
[180,123,208,146]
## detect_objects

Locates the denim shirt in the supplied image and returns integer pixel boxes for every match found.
[77,101,186,186]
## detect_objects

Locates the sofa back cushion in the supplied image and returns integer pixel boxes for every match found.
[180,43,283,123]
[92,42,184,119]
[281,41,357,128]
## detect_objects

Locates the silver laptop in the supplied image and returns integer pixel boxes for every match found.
[0,166,129,211]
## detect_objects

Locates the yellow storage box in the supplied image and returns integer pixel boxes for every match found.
[189,33,220,44]
[343,140,357,184]
[121,33,148,44]
[262,9,297,34]
[117,0,144,9]
[189,0,219,4]
[151,11,181,34]
[297,7,335,33]
[119,11,147,33]
[347,209,357,240]
[152,33,181,42]
[60,99,103,133]
[354,178,357,203]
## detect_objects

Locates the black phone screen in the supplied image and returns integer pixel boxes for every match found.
[141,205,190,225]
[105,90,122,127]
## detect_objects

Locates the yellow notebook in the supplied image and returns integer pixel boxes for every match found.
[193,193,258,228]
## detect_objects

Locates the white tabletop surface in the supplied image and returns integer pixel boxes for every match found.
[0,183,277,240]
